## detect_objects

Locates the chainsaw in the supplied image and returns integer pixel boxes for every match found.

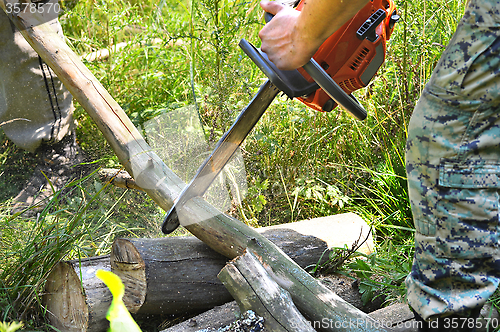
[162,0,399,234]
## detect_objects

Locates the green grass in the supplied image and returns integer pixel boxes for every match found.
[0,170,162,325]
[0,0,482,329]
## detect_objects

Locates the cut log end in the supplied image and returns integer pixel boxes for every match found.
[110,238,147,313]
[43,257,112,332]
[44,262,89,332]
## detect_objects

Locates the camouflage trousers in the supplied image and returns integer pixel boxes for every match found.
[405,0,500,321]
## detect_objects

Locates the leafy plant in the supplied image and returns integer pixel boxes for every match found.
[239,177,268,226]
[344,240,413,306]
[293,178,350,210]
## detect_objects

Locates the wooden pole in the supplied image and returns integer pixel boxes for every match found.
[1,6,389,331]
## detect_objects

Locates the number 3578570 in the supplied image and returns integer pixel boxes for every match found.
[5,2,61,15]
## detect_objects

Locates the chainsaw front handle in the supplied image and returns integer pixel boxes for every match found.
[302,59,367,120]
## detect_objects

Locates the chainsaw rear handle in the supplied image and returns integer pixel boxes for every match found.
[259,12,367,120]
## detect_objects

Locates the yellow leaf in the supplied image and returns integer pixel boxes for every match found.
[96,269,142,332]
[0,321,23,332]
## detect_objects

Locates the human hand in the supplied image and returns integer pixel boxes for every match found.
[258,1,320,70]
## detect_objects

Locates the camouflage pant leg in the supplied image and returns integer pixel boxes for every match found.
[405,0,500,321]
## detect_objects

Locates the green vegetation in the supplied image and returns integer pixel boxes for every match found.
[0,0,483,330]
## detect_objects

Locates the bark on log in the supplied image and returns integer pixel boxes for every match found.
[43,256,111,332]
[1,7,388,331]
[218,249,315,332]
[110,218,337,316]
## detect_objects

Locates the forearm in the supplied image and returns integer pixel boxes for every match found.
[297,0,370,51]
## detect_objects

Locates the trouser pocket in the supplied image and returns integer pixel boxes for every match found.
[436,160,500,259]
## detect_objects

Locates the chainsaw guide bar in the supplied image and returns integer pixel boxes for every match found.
[162,80,279,234]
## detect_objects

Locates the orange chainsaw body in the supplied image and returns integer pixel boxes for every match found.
[296,0,398,112]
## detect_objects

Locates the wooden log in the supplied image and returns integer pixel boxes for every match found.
[110,217,336,316]
[218,249,315,332]
[1,7,388,331]
[43,256,111,332]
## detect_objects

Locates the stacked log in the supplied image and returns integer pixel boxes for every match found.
[43,214,373,331]
[43,257,111,332]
